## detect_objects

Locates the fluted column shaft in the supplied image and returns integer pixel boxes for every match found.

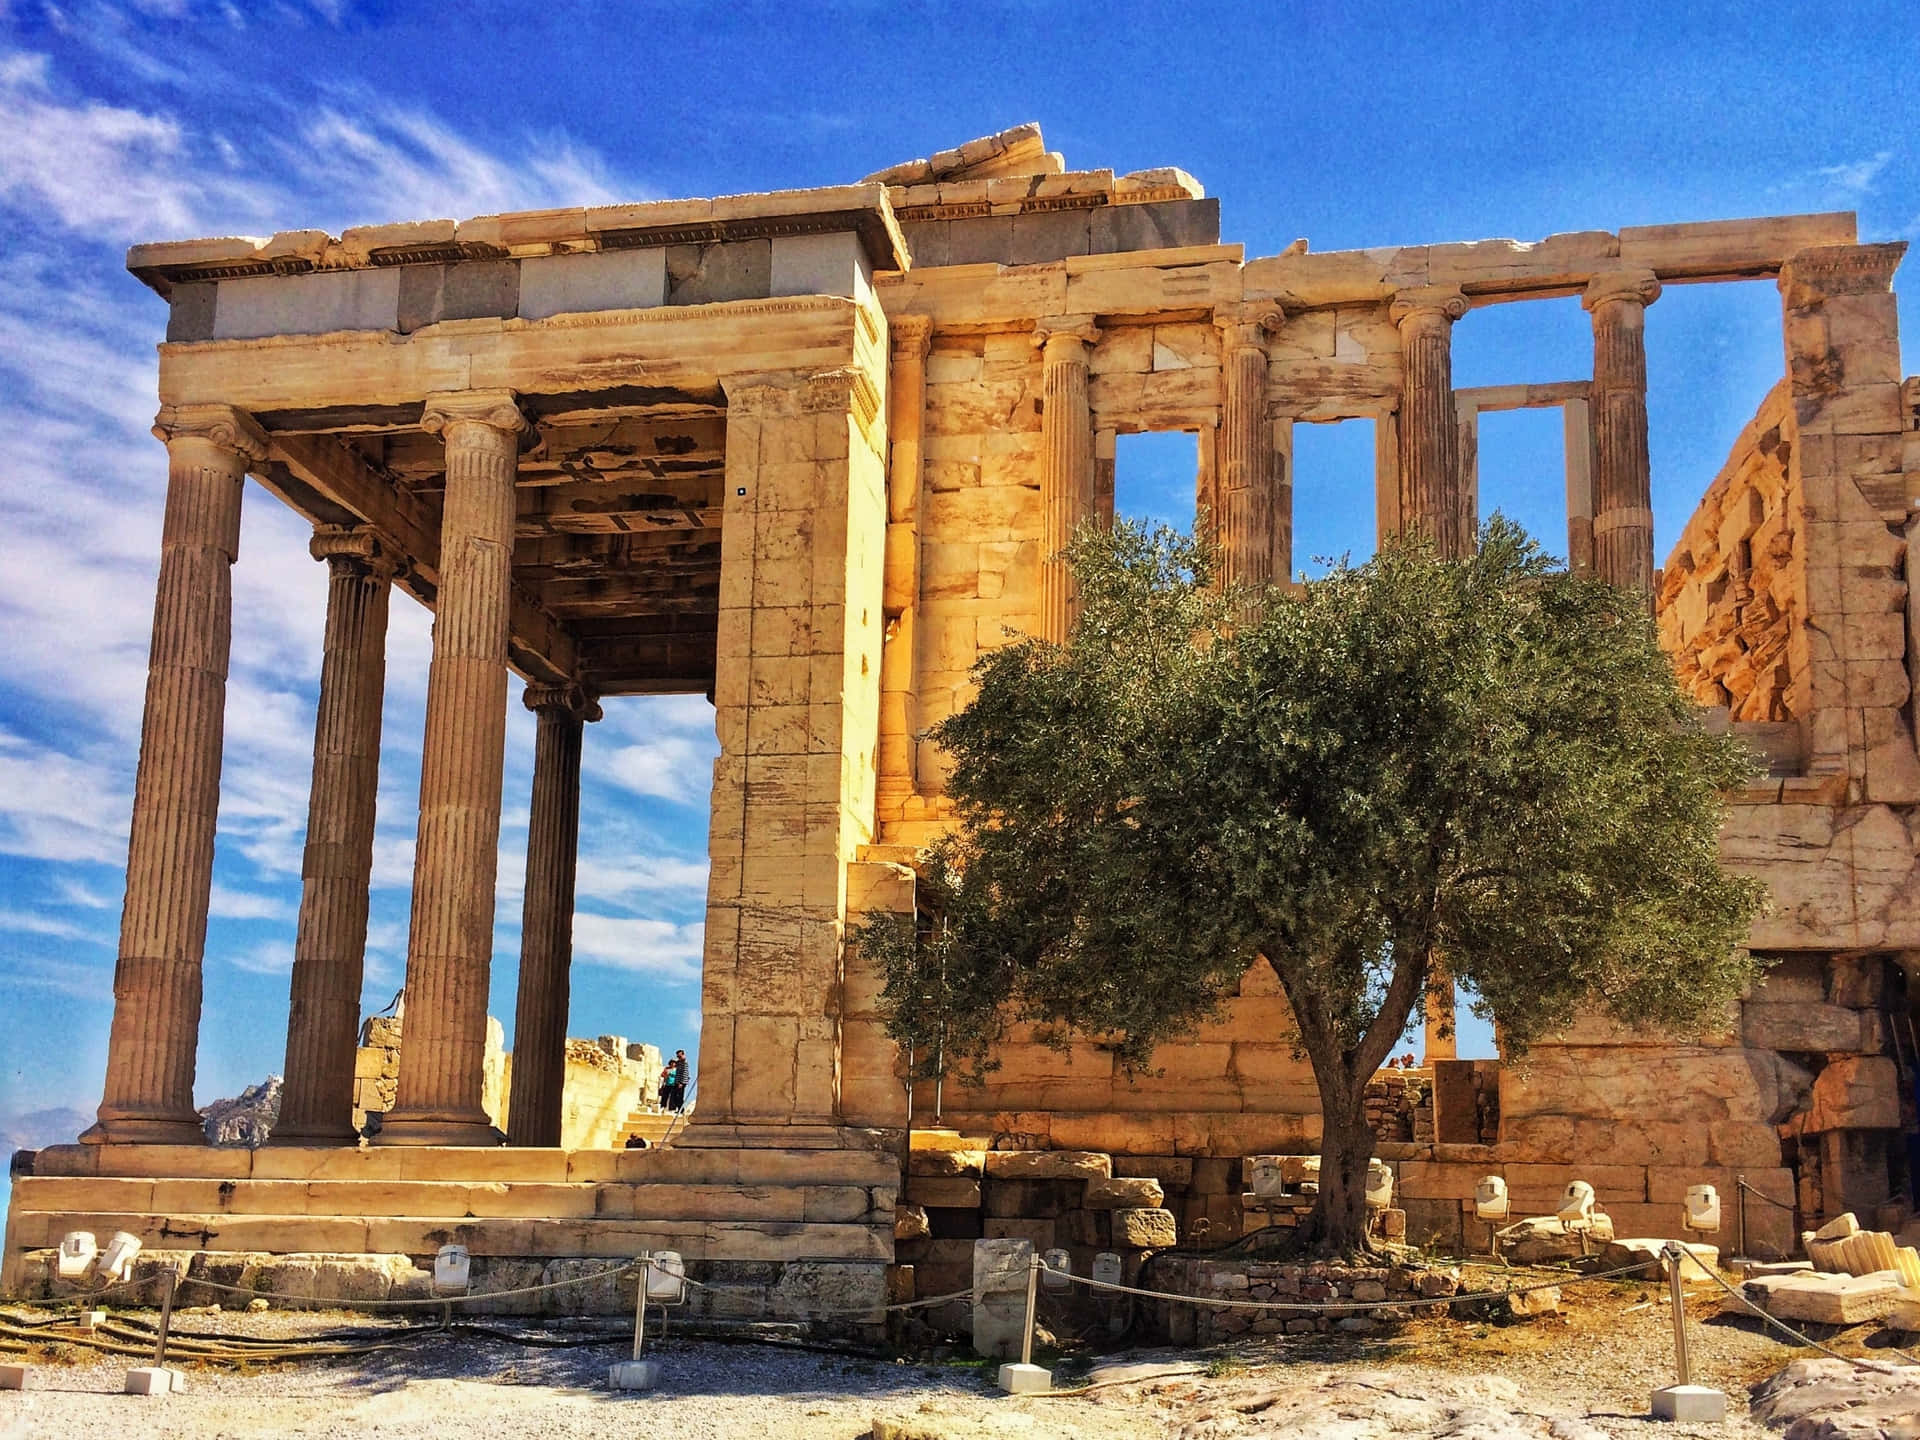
[1218,307,1282,598]
[1584,270,1661,597]
[1036,318,1099,643]
[1391,287,1470,559]
[273,528,395,1145]
[507,683,598,1148]
[88,405,267,1144]
[380,391,527,1145]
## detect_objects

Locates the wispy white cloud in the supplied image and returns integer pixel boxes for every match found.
[208,883,293,921]
[576,854,710,902]
[227,939,294,975]
[571,914,704,983]
[0,50,270,241]
[0,909,109,943]
[1814,151,1893,197]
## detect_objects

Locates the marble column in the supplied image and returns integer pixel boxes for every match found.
[379,390,527,1146]
[878,314,932,808]
[1217,305,1283,600]
[506,682,599,1148]
[86,404,267,1144]
[1583,269,1661,597]
[1034,316,1099,643]
[272,526,396,1146]
[1390,286,1470,559]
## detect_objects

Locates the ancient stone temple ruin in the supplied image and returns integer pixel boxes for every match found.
[5,125,1919,1315]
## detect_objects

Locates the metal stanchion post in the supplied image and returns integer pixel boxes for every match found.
[1020,1254,1039,1368]
[1650,1242,1725,1422]
[1668,1249,1690,1387]
[997,1255,1052,1395]
[1737,1173,1748,1261]
[154,1268,176,1372]
[610,1251,660,1392]
[123,1270,183,1397]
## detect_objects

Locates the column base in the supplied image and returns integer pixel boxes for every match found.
[265,1124,361,1148]
[372,1111,505,1147]
[79,1115,207,1146]
[676,1120,896,1151]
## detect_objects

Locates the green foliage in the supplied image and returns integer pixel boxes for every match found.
[848,845,1010,1084]
[878,515,1766,1165]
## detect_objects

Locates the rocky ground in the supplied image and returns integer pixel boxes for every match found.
[3,1280,1918,1439]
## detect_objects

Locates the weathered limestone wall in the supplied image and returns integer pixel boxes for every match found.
[1659,382,1801,722]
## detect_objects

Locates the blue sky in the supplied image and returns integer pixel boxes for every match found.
[0,1,1915,1174]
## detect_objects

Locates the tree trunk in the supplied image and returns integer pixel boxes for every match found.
[1301,1067,1379,1255]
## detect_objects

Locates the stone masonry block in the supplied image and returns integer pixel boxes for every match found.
[1084,1177,1165,1210]
[983,1151,1111,1182]
[1112,1208,1177,1248]
[906,1176,982,1208]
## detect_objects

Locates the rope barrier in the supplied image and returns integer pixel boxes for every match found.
[1737,1178,1799,1211]
[1043,1257,1658,1314]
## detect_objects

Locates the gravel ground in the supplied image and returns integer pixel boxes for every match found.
[3,1281,1915,1439]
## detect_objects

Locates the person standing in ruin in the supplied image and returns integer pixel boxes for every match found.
[666,1049,689,1111]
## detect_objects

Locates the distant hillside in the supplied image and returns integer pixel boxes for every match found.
[3,1106,90,1154]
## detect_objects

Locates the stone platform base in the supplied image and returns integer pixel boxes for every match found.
[2,1140,899,1328]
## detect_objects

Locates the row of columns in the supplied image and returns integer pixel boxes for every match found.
[1028,271,1659,645]
[1390,272,1661,590]
[89,391,600,1148]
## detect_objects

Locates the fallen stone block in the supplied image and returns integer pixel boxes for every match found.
[1741,1269,1902,1325]
[1889,1293,1920,1332]
[1112,1208,1177,1248]
[1505,1285,1559,1318]
[1599,1238,1719,1282]
[1495,1213,1614,1264]
[123,1367,178,1396]
[0,1364,26,1391]
[981,1151,1111,1182]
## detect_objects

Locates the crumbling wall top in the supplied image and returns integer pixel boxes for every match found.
[127,181,911,298]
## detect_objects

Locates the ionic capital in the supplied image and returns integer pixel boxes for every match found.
[523,681,602,723]
[890,313,935,359]
[310,524,401,579]
[1389,286,1467,332]
[1216,302,1285,354]
[152,403,270,466]
[1582,267,1662,314]
[420,389,530,443]
[1033,314,1101,360]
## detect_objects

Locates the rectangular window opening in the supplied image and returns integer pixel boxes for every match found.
[1290,416,1377,579]
[1473,406,1570,566]
[1112,429,1200,535]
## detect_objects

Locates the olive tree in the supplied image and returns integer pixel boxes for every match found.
[868,517,1766,1254]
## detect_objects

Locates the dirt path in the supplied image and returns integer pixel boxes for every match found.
[2,1283,1911,1439]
